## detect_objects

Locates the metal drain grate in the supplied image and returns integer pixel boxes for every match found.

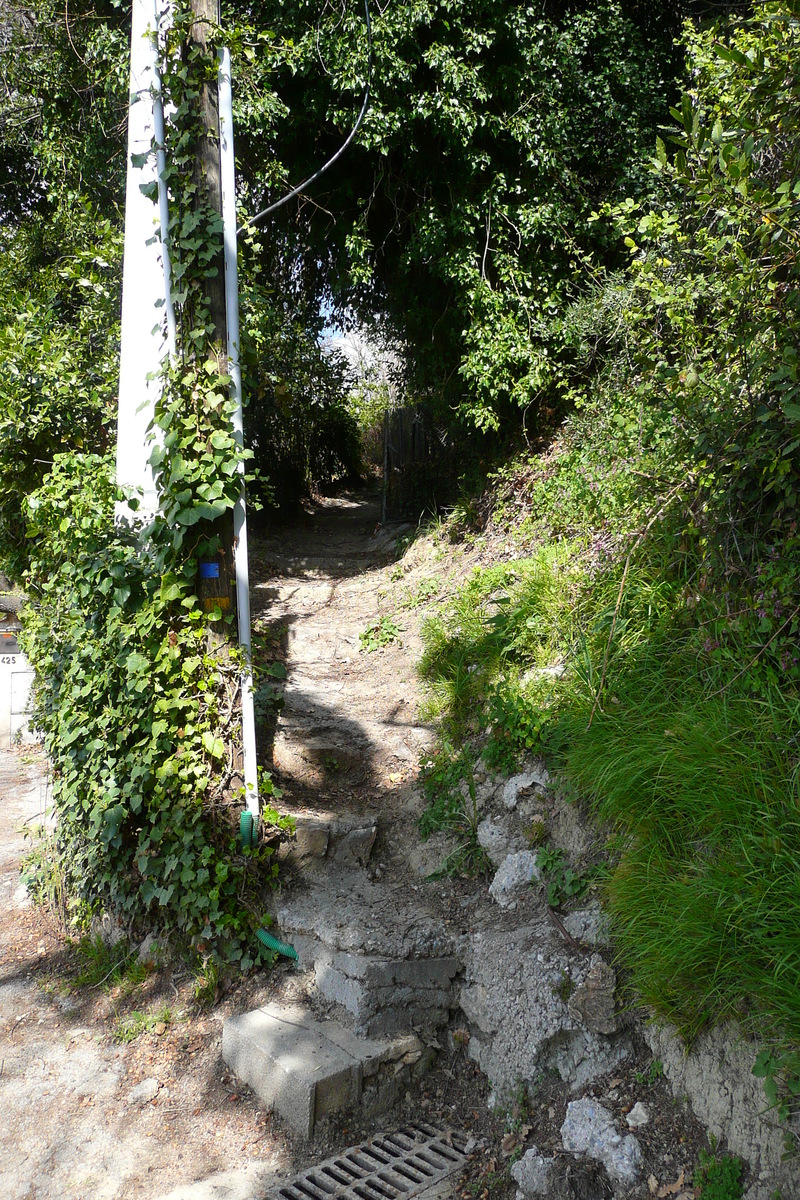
[270,1122,469,1200]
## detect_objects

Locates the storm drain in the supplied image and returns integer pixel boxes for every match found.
[269,1122,469,1200]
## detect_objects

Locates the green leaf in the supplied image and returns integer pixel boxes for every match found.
[202,731,225,760]
[160,580,182,602]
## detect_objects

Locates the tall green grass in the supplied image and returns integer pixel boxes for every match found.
[419,534,800,1054]
[418,543,582,732]
[549,646,800,1044]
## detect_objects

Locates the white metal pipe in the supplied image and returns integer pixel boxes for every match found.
[218,47,259,820]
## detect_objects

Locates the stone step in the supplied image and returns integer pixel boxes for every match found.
[272,712,433,783]
[222,1002,428,1138]
[280,809,378,867]
[273,729,367,780]
[275,867,461,1036]
[309,944,460,1037]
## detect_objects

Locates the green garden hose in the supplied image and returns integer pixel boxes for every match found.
[239,810,258,849]
[256,928,298,960]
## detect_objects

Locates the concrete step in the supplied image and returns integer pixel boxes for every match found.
[275,867,461,1036]
[222,1002,428,1138]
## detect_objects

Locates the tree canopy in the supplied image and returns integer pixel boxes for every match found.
[230,0,685,430]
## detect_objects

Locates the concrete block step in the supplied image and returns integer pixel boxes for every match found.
[305,941,460,1036]
[274,868,461,1035]
[222,1002,427,1138]
[276,866,457,961]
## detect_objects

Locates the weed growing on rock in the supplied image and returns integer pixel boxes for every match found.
[418,742,490,876]
[553,971,576,1003]
[634,1059,665,1088]
[399,577,440,610]
[535,846,593,909]
[693,1150,743,1200]
[752,1048,800,1124]
[418,741,473,837]
[359,615,403,652]
[114,1004,174,1044]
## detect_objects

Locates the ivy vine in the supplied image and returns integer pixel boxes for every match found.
[149,3,246,546]
[21,2,290,970]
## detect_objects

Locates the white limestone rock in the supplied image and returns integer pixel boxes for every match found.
[477,816,525,867]
[626,1102,650,1129]
[488,850,541,908]
[561,1097,642,1184]
[510,1148,555,1197]
[502,768,550,810]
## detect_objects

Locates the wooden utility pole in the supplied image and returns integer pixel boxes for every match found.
[117,1,253,805]
[190,0,238,629]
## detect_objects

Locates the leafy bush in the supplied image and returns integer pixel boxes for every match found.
[0,212,121,580]
[21,454,288,967]
[240,286,363,510]
[238,0,681,435]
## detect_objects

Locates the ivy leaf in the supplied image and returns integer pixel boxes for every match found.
[175,506,203,526]
[160,579,183,602]
[202,731,225,760]
[264,662,287,679]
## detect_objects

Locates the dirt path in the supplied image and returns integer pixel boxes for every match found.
[250,489,436,797]
[249,489,460,882]
[0,747,299,1199]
